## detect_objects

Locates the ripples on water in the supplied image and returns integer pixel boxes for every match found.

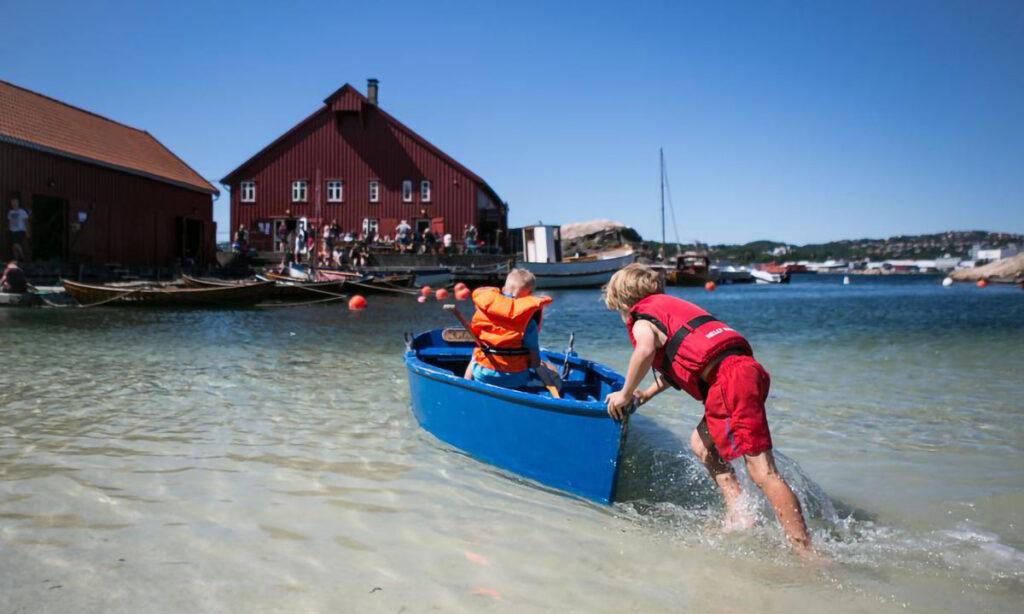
[0,276,1021,612]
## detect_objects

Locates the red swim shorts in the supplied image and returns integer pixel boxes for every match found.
[701,354,773,462]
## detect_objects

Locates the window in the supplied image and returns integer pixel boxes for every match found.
[327,180,344,203]
[291,180,308,202]
[362,218,379,235]
[402,180,413,203]
[240,181,256,203]
[420,180,431,202]
[368,180,380,203]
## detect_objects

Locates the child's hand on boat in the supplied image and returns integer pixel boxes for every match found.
[605,390,633,420]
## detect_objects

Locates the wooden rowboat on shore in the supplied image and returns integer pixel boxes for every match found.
[183,274,348,301]
[62,279,276,307]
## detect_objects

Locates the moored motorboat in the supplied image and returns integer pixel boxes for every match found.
[658,251,713,286]
[62,279,276,307]
[404,328,631,503]
[518,250,636,289]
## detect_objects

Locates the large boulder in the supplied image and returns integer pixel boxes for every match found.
[948,252,1024,283]
[560,219,643,256]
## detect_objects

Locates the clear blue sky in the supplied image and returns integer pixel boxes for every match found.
[3,0,1022,243]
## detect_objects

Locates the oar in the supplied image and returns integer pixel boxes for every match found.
[560,332,575,379]
[442,304,561,399]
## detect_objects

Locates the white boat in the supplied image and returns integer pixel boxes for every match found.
[750,269,787,284]
[514,225,635,288]
[521,252,637,289]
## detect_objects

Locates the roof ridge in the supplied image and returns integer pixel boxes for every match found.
[0,79,151,136]
[222,82,493,193]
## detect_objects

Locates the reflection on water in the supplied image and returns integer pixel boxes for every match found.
[0,276,1022,612]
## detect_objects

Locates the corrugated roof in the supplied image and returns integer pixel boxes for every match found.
[0,80,217,194]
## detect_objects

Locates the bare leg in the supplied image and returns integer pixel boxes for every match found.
[689,429,754,531]
[744,451,813,555]
[463,359,474,381]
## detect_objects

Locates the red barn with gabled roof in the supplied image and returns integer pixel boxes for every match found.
[0,80,218,269]
[221,79,507,251]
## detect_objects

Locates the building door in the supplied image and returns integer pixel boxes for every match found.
[30,195,68,262]
[414,218,431,236]
[178,217,204,263]
[272,217,297,252]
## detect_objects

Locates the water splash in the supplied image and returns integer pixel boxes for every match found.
[613,415,1024,590]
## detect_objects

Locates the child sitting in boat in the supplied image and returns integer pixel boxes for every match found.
[463,269,560,391]
[602,264,813,556]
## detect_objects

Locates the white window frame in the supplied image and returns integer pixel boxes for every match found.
[326,180,344,203]
[420,180,431,202]
[402,180,413,203]
[291,180,308,202]
[240,181,256,203]
[362,217,379,235]
[369,180,380,203]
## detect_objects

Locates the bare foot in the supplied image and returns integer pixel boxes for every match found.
[722,506,757,532]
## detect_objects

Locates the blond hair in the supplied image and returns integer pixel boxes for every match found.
[602,263,664,312]
[503,268,536,295]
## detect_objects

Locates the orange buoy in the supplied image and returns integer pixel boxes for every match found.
[454,282,468,293]
[976,279,988,288]
[704,280,716,291]
[455,287,471,301]
[435,288,450,300]
[417,295,427,303]
[419,285,432,297]
[348,295,366,310]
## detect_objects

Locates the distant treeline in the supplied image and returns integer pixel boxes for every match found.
[640,231,1022,264]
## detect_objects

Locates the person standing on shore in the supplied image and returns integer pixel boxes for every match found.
[7,198,29,261]
[602,264,813,556]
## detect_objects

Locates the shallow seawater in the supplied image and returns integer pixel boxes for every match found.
[1,275,1022,612]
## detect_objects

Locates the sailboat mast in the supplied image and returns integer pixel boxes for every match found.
[660,148,665,253]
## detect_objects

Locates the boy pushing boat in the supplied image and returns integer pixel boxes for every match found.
[602,264,813,555]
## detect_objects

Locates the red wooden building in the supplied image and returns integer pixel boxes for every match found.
[0,80,218,268]
[221,79,507,251]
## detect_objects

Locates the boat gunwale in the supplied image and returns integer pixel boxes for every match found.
[404,349,621,418]
[62,279,275,295]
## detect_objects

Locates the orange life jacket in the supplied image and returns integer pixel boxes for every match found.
[470,287,552,372]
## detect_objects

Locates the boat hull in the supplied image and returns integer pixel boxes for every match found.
[405,330,629,503]
[517,253,636,289]
[62,279,276,307]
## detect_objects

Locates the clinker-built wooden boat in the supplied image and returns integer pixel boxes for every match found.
[62,279,276,307]
[183,274,348,301]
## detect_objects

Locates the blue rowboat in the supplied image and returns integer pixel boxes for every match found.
[404,329,631,504]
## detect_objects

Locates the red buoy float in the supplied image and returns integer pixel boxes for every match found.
[348,295,367,310]
[419,285,432,297]
[704,281,716,291]
[976,279,988,288]
[454,282,468,293]
[435,288,450,301]
[455,287,471,301]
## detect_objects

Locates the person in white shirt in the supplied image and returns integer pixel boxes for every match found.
[442,232,453,255]
[7,199,29,260]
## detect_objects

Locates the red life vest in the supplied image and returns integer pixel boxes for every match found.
[627,293,752,401]
[470,287,552,372]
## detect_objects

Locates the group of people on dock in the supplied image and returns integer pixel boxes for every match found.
[236,218,485,268]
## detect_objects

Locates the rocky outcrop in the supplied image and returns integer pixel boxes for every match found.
[560,219,643,257]
[949,253,1024,283]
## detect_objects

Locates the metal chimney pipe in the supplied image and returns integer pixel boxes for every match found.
[367,78,379,105]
